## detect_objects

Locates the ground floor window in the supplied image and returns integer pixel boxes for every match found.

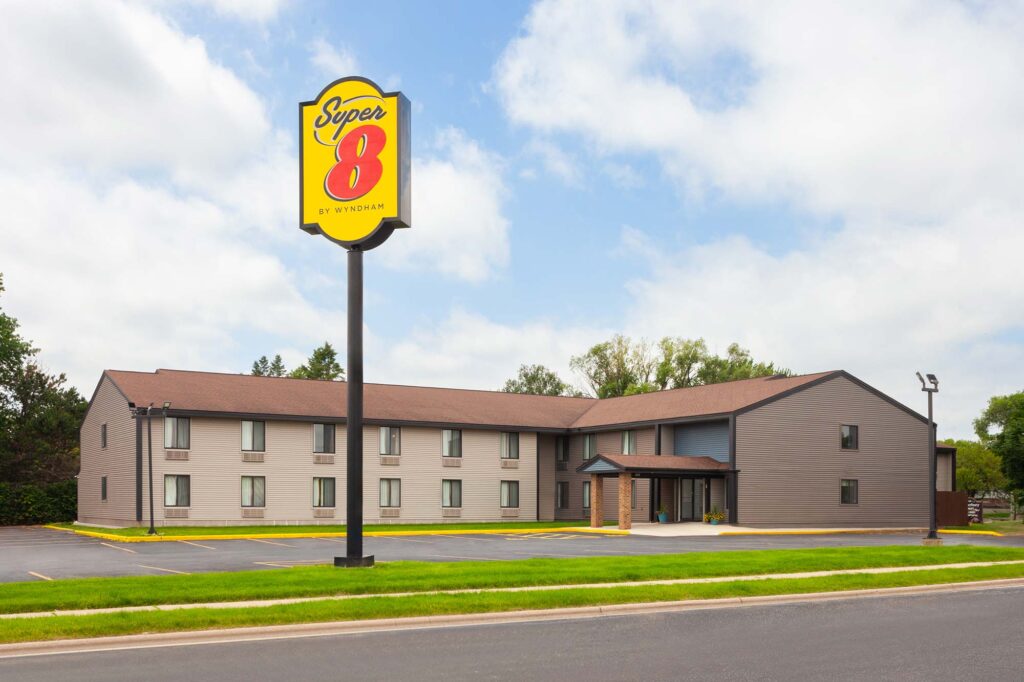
[241,475,266,507]
[556,481,568,510]
[101,476,108,501]
[631,479,637,509]
[442,479,462,508]
[500,480,519,508]
[582,481,591,509]
[380,478,401,507]
[313,477,335,508]
[841,479,859,505]
[164,474,190,507]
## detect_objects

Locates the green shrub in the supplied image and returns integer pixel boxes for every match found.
[0,480,77,525]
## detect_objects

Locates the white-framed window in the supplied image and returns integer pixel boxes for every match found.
[556,436,569,463]
[164,417,190,450]
[313,477,335,508]
[100,423,107,449]
[583,434,597,460]
[241,475,265,507]
[241,420,265,452]
[500,432,520,459]
[380,426,401,455]
[101,476,108,501]
[841,425,859,450]
[582,481,591,509]
[621,430,636,455]
[164,474,190,507]
[314,424,336,454]
[442,429,462,458]
[556,481,568,510]
[380,478,401,507]
[500,480,519,508]
[442,479,462,508]
[841,479,859,505]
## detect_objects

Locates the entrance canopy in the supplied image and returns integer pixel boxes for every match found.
[576,454,734,477]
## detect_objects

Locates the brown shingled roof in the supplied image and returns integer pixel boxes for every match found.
[102,368,841,431]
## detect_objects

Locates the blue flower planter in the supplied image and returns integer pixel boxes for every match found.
[657,512,668,523]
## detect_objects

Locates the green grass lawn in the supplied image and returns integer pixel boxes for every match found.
[52,520,606,537]
[3,545,1022,615]
[3,562,1023,644]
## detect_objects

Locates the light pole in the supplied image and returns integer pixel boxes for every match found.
[917,372,939,541]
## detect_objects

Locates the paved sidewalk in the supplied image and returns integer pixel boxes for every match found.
[6,559,1022,621]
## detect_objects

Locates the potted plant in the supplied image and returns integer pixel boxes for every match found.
[657,505,668,523]
[703,506,725,525]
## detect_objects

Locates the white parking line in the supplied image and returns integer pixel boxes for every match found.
[249,538,295,548]
[100,542,137,554]
[177,540,217,551]
[26,571,52,581]
[136,564,190,575]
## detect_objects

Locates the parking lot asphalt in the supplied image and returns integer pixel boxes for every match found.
[1,526,1021,584]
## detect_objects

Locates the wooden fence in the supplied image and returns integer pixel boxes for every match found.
[936,490,968,527]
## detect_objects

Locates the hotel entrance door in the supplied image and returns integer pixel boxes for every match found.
[677,478,705,521]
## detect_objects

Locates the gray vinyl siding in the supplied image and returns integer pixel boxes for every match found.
[736,375,929,527]
[537,434,556,520]
[130,420,538,526]
[78,376,136,525]
[550,429,652,522]
[673,421,730,462]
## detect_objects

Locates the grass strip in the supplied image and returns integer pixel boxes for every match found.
[2,563,1022,644]
[3,545,1023,615]
[51,520,606,538]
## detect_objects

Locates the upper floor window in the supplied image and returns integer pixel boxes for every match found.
[500,480,520,508]
[164,417,190,450]
[841,479,859,505]
[100,423,107,449]
[841,425,859,450]
[556,436,569,463]
[241,475,265,507]
[314,423,335,454]
[442,429,462,458]
[583,434,597,460]
[164,474,190,507]
[500,432,520,459]
[380,426,401,455]
[241,420,265,452]
[622,430,637,455]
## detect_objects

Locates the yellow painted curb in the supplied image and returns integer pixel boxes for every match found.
[939,529,1005,537]
[44,524,627,543]
[719,529,925,537]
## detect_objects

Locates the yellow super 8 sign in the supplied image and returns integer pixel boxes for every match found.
[300,77,411,249]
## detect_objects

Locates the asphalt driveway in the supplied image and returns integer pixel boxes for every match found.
[0,525,1020,583]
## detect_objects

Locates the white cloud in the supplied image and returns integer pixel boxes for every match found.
[0,0,333,389]
[526,139,580,186]
[375,308,604,393]
[309,38,359,78]
[493,0,1024,437]
[151,0,289,23]
[378,128,511,282]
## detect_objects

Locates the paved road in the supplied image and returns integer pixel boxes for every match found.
[1,525,1021,583]
[3,585,1022,680]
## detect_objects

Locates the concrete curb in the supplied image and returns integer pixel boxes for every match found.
[43,524,627,543]
[2,578,1023,659]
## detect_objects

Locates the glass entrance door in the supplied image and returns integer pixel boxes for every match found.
[677,479,706,521]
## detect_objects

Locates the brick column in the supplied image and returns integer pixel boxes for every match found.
[590,474,603,528]
[618,472,632,530]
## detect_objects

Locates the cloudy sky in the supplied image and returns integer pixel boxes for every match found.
[2,0,1022,439]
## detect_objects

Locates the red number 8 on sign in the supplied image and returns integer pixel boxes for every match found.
[324,124,387,201]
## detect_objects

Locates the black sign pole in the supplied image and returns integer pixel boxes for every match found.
[336,247,374,567]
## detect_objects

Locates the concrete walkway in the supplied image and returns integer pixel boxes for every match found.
[5,559,1022,621]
